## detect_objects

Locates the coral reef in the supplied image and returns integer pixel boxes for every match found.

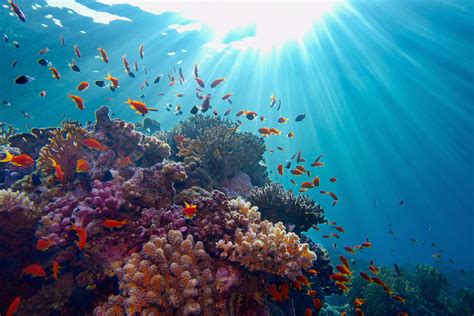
[8,127,57,159]
[97,230,217,315]
[249,182,326,235]
[0,122,17,145]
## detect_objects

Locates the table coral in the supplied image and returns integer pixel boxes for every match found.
[97,230,217,315]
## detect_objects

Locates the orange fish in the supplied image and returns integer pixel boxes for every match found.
[336,265,352,276]
[308,269,318,276]
[98,47,109,63]
[68,94,85,110]
[74,44,81,58]
[103,219,128,229]
[329,177,337,182]
[287,132,294,138]
[336,226,345,233]
[304,308,313,316]
[266,284,283,302]
[313,298,322,312]
[359,272,373,282]
[105,73,119,88]
[210,77,225,88]
[344,246,355,254]
[183,202,197,219]
[69,224,87,250]
[269,128,282,135]
[369,265,379,275]
[340,255,350,269]
[354,298,365,307]
[125,98,157,116]
[77,81,89,91]
[278,117,288,123]
[332,233,340,239]
[296,165,306,172]
[312,176,320,187]
[6,296,21,316]
[51,158,64,182]
[297,275,310,286]
[116,156,132,168]
[341,312,347,316]
[362,241,372,248]
[76,159,90,173]
[277,164,284,176]
[82,138,107,151]
[291,169,304,176]
[49,66,60,79]
[53,260,60,280]
[311,161,324,167]
[307,289,317,297]
[371,277,385,286]
[281,282,289,300]
[21,264,46,278]
[329,192,339,206]
[301,181,314,189]
[392,295,406,303]
[0,152,34,167]
[36,238,53,251]
[195,77,205,88]
[258,127,271,136]
[330,273,350,283]
[336,282,349,292]
[122,54,131,73]
[292,280,302,290]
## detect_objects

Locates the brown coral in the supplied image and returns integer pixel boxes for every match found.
[97,230,216,315]
[38,122,87,184]
[217,198,316,280]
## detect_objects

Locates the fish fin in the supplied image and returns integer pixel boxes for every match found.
[0,151,13,163]
[147,108,158,111]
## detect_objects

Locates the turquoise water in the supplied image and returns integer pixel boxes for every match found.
[1,0,473,314]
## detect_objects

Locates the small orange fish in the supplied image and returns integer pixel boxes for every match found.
[105,73,119,88]
[0,152,34,167]
[103,219,128,229]
[359,272,373,282]
[329,177,337,182]
[69,224,87,250]
[291,169,304,176]
[341,312,347,316]
[312,176,320,187]
[116,156,132,168]
[329,192,339,206]
[176,93,184,97]
[52,260,60,280]
[82,138,107,151]
[336,282,349,292]
[269,128,281,135]
[306,289,317,296]
[122,54,131,73]
[278,117,288,123]
[98,47,109,63]
[297,275,310,286]
[313,298,322,312]
[311,161,324,167]
[36,238,53,251]
[336,265,352,276]
[340,255,350,269]
[21,264,46,278]
[332,233,340,239]
[292,280,302,290]
[260,116,265,122]
[222,93,232,100]
[266,284,283,302]
[210,77,225,88]
[336,226,345,233]
[68,94,85,110]
[344,246,355,254]
[6,296,21,316]
[362,241,372,248]
[77,81,89,91]
[369,265,379,275]
[301,181,314,189]
[38,47,49,55]
[287,132,294,138]
[304,308,313,316]
[76,159,90,173]
[308,269,318,276]
[355,308,365,316]
[371,277,385,286]
[258,127,271,136]
[195,77,205,88]
[183,202,197,219]
[125,98,157,116]
[392,295,406,303]
[277,164,284,175]
[49,66,60,80]
[330,273,350,283]
[51,158,64,182]
[74,44,81,58]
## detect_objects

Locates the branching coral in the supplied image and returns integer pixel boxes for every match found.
[38,122,87,184]
[8,127,57,159]
[217,198,316,280]
[174,115,268,189]
[97,230,216,315]
[0,122,17,145]
[249,182,326,235]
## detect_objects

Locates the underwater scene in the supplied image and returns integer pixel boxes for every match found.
[0,0,473,315]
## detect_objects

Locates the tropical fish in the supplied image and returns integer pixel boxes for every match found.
[277,164,284,175]
[82,138,107,151]
[21,264,46,278]
[69,224,87,250]
[392,295,406,303]
[68,58,80,72]
[68,94,85,110]
[39,90,46,97]
[105,73,119,88]
[354,298,365,307]
[38,47,49,55]
[14,75,34,84]
[115,156,132,169]
[98,47,109,63]
[125,98,157,116]
[53,261,60,280]
[313,298,322,313]
[340,255,350,268]
[287,132,294,138]
[306,289,317,296]
[304,308,313,316]
[139,43,144,59]
[266,284,283,302]
[36,238,54,251]
[49,66,60,79]
[0,152,34,167]
[292,280,302,290]
[295,114,306,122]
[336,265,352,275]
[201,94,212,112]
[95,80,105,87]
[51,158,64,182]
[20,110,32,118]
[194,64,199,78]
[281,282,289,300]
[103,219,128,229]
[183,202,197,219]
[359,272,373,282]
[195,77,205,88]
[270,94,277,107]
[344,246,355,254]
[76,159,90,173]
[59,34,66,47]
[77,81,89,91]
[210,77,225,88]
[369,265,379,275]
[329,177,337,182]
[38,58,50,66]
[9,0,26,22]
[355,308,365,316]
[308,269,318,276]
[278,117,288,123]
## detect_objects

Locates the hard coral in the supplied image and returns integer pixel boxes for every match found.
[174,115,268,189]
[217,198,316,280]
[97,230,216,315]
[249,182,326,235]
[8,127,57,159]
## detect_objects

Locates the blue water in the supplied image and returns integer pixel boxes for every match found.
[1,0,472,273]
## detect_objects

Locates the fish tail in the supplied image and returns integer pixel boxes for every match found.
[0,151,12,163]
[125,98,131,104]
